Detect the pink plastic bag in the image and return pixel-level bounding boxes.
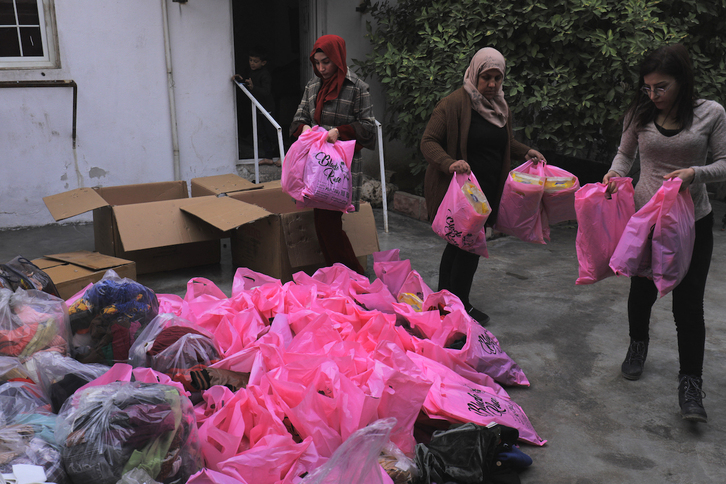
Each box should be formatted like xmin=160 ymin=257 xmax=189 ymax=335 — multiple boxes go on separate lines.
xmin=372 ymin=249 xmax=400 ymax=262
xmin=373 ymin=259 xmax=412 ymax=296
xmin=540 ymin=163 xmax=581 ymax=224
xmin=652 ymin=180 xmax=695 ymax=297
xmin=288 ymin=126 xmax=356 ymax=212
xmin=610 ymin=181 xmax=668 ymax=278
xmin=187 ymin=468 xmax=247 ymax=484
xmin=494 ymin=161 xmax=549 ymax=244
xmin=396 ymin=270 xmax=434 ymax=302
xmin=423 ymin=375 xmax=546 ymax=446
xmin=282 ymin=127 xmax=325 ymax=202
xmin=575 ymin=177 xmax=635 ymax=284
xmin=432 ymin=172 xmax=490 ymax=257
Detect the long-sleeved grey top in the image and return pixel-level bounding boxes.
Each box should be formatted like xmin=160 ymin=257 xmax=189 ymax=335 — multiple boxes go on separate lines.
xmin=609 ymin=99 xmax=726 ymax=221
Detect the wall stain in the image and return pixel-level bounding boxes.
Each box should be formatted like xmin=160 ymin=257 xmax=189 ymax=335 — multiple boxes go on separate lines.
xmin=89 ymin=167 xmax=108 ymax=179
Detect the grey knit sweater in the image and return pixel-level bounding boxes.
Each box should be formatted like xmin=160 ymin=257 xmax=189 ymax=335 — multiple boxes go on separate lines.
xmin=609 ymin=99 xmax=726 ymax=221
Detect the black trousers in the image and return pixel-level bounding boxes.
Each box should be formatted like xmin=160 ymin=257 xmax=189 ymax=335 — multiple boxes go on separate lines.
xmin=627 ymin=211 xmax=714 ymax=377
xmin=438 ymin=242 xmax=480 ymax=309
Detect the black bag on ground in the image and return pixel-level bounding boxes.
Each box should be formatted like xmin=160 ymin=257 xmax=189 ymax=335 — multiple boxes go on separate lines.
xmin=414 ymin=422 xmax=523 ymax=484
xmin=0 ymin=256 xmax=60 ymax=297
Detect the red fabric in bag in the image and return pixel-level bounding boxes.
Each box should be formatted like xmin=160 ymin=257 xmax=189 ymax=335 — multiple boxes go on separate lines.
xmin=575 ymin=177 xmax=635 ymax=284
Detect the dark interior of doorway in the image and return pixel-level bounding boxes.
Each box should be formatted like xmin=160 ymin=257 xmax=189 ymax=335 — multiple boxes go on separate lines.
xmin=232 ymin=0 xmax=302 ymax=160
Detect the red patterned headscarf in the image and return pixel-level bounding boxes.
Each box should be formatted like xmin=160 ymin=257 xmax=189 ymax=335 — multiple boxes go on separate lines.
xmin=310 ymin=35 xmax=348 ymax=124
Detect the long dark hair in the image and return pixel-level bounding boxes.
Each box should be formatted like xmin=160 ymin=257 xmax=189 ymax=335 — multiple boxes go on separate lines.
xmin=623 ymin=43 xmax=695 ymax=131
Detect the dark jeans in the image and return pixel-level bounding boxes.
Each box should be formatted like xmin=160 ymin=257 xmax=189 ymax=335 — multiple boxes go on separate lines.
xmin=627 ymin=211 xmax=714 ymax=377
xmin=314 ymin=208 xmax=364 ymax=274
xmin=438 ymin=242 xmax=480 ymax=309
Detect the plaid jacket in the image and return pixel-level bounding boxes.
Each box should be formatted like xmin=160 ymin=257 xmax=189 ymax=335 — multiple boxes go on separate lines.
xmin=291 ymin=69 xmax=376 ymax=209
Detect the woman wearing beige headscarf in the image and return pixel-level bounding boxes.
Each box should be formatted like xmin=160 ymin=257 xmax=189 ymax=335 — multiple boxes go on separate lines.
xmin=421 ymin=47 xmax=544 ymax=325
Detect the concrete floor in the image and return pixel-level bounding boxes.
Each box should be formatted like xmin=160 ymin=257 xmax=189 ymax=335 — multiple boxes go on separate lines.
xmin=1 ymin=201 xmax=726 ymax=483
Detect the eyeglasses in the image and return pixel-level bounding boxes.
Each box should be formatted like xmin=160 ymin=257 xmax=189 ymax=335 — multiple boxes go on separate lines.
xmin=641 ymin=84 xmax=671 ymax=98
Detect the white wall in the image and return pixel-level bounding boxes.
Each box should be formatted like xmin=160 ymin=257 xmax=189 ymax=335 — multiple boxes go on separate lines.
xmin=0 ymin=0 xmax=237 ymax=228
xmin=322 ymin=0 xmax=414 ymax=179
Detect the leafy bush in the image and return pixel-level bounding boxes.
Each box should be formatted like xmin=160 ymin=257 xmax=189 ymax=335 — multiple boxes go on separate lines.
xmin=354 ymin=0 xmax=726 ymax=169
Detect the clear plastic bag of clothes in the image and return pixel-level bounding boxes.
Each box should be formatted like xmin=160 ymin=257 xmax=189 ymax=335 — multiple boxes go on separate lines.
xmin=0 ymin=288 xmax=70 ymax=361
xmin=0 ymin=355 xmax=34 ymax=382
xmin=56 ymin=381 xmax=203 ymax=484
xmin=0 ymin=381 xmax=52 ymax=427
xmin=24 ymin=351 xmax=110 ymax=413
xmin=128 ymin=314 xmax=222 ymax=393
xmin=67 ymin=270 xmax=159 ymax=365
xmin=0 ymin=421 xmax=70 ymax=484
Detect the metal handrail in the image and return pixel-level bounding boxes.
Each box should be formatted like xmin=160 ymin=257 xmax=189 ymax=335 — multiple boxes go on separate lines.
xmin=234 ymin=79 xmax=286 ymax=184
xmin=375 ymin=120 xmax=389 ymax=233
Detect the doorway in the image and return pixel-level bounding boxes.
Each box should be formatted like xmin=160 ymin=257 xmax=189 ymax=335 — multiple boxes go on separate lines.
xmin=231 ymin=0 xmax=305 ymax=159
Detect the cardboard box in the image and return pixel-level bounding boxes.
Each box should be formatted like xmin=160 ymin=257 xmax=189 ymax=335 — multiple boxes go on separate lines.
xmin=190 ymin=174 xmax=278 ymax=197
xmin=43 ymin=181 xmax=238 ymax=274
xmin=32 ymin=251 xmax=136 ymax=300
xmin=222 ymin=186 xmax=380 ymax=282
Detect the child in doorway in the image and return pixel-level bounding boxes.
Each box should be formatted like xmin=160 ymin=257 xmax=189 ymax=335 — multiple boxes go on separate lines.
xmin=234 ymin=45 xmax=278 ymax=165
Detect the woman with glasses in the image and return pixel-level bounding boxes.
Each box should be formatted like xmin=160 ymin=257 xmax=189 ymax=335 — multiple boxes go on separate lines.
xmin=421 ymin=47 xmax=545 ymax=325
xmin=603 ymin=44 xmax=726 ymax=423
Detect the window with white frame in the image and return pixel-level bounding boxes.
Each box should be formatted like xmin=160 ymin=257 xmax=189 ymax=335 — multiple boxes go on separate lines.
xmin=0 ymin=0 xmax=59 ymax=69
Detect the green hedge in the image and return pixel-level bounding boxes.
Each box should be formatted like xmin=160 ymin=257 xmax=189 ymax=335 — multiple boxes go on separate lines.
xmin=354 ymin=0 xmax=726 ymax=171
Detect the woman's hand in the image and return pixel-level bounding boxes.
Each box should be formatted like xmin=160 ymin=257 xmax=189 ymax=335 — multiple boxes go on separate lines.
xmin=326 ymin=128 xmax=340 ymax=143
xmin=602 ymin=170 xmax=621 ymax=194
xmin=301 ymin=125 xmax=312 ymax=134
xmin=526 ymin=149 xmax=546 ymax=164
xmin=664 ymin=168 xmax=696 ymax=191
xmin=449 ymin=160 xmax=471 ymax=174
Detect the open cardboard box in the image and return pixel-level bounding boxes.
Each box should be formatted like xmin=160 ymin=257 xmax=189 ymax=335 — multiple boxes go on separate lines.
xmin=43 ymin=180 xmax=269 ymax=275
xmin=190 ymin=183 xmax=380 ymax=282
xmin=190 ymin=173 xmax=280 ymax=197
xmin=43 ymin=175 xmax=379 ymax=281
xmin=32 ymin=250 xmax=136 ymax=300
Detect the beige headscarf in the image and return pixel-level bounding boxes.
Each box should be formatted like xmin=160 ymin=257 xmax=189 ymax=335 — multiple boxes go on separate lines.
xmin=463 ymin=47 xmax=509 ymax=128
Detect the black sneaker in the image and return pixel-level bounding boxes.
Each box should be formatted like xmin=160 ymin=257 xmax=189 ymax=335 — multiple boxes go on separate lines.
xmin=621 ymin=339 xmax=648 ymax=380
xmin=678 ymin=374 xmax=707 ymax=423
xmin=467 ymin=306 xmax=490 ymax=326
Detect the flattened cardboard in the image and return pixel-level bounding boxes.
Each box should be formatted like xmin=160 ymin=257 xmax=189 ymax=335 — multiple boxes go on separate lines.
xmin=190 ymin=174 xmax=258 ymax=197
xmin=32 ymin=250 xmax=136 ymax=299
xmin=43 ymin=250 xmax=132 ymax=270
xmin=43 ymin=188 xmax=108 ymax=222
xmin=180 ymin=196 xmax=272 ymax=232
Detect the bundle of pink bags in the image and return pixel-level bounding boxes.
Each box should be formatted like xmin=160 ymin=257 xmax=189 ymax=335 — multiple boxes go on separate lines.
xmin=575 ymin=177 xmax=695 ymax=297
xmin=65 ymin=249 xmax=545 ymax=484
xmin=281 ymin=126 xmax=356 ymax=213
xmin=494 ymin=160 xmax=581 ymax=244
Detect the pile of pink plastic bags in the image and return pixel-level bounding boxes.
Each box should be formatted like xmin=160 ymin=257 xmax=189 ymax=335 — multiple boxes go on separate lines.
xmin=0 ymin=248 xmax=545 ymax=484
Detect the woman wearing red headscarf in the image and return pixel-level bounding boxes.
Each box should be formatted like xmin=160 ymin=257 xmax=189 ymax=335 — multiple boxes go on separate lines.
xmin=290 ymin=34 xmax=376 ymax=274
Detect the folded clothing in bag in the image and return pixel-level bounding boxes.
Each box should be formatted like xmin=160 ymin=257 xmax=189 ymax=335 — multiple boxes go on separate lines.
xmin=56 ymin=381 xmax=203 ymax=484
xmin=0 ymin=288 xmax=69 ymax=360
xmin=67 ymin=270 xmax=159 ymax=365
